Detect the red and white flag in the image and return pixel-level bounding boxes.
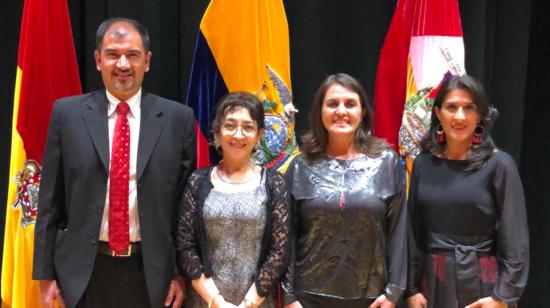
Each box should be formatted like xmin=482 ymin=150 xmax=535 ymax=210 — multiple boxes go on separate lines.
xmin=374 ymin=0 xmax=465 ymax=174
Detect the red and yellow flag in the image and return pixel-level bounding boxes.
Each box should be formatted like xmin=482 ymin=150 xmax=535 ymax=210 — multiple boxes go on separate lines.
xmin=1 ymin=0 xmax=81 ymax=306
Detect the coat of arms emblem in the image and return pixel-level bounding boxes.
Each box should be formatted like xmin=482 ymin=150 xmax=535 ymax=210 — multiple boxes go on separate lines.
xmin=12 ymin=159 xmax=41 ymax=228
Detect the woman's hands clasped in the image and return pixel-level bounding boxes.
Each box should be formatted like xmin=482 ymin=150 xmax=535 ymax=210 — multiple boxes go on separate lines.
xmin=406 ymin=293 xmax=427 ymax=308
xmin=284 ymin=301 xmax=303 ymax=308
xmin=369 ymin=294 xmax=395 ymax=308
xmin=465 ymin=296 xmax=507 ymax=308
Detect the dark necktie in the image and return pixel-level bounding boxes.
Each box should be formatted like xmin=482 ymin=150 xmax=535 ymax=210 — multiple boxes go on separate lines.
xmin=109 ymin=101 xmax=130 ymax=254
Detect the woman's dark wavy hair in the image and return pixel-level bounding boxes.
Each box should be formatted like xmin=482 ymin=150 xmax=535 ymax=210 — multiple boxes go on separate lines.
xmin=300 ymin=73 xmax=387 ymax=162
xmin=422 ymin=75 xmax=499 ymax=171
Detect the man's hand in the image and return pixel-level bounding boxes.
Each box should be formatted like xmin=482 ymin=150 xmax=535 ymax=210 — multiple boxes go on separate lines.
xmin=369 ymin=294 xmax=395 ymax=308
xmin=164 ymin=275 xmax=186 ymax=307
xmin=39 ymin=280 xmax=65 ymax=308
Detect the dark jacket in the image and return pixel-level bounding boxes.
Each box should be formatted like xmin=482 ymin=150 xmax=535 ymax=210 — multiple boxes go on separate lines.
xmin=33 ymin=90 xmax=196 ymax=308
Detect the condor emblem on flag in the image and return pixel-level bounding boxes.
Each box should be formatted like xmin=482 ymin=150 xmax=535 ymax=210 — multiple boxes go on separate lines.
xmin=254 ymin=65 xmax=299 ymax=170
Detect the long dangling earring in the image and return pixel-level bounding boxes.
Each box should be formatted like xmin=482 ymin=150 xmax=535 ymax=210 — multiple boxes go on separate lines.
xmin=436 ymin=124 xmax=446 ymax=143
xmin=472 ymin=125 xmax=485 ymax=145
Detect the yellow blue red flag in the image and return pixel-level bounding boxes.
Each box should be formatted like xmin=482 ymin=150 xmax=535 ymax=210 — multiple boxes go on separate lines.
xmin=185 ymin=0 xmax=299 ymax=172
xmin=1 ymin=0 xmax=81 ymax=306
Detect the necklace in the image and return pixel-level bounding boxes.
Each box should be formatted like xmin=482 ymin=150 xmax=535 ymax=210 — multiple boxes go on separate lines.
xmin=215 ymin=165 xmax=256 ymax=185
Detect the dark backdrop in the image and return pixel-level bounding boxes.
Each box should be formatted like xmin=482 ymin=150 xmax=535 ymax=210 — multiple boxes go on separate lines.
xmin=0 ymin=0 xmax=548 ymax=305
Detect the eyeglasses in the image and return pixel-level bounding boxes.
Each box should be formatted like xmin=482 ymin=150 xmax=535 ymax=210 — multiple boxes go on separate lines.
xmin=221 ymin=122 xmax=258 ymax=134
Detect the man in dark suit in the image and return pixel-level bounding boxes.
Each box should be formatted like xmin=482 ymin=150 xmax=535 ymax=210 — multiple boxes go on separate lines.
xmin=32 ymin=17 xmax=196 ymax=308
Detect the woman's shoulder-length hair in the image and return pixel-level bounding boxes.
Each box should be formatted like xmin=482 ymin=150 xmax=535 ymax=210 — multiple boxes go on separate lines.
xmin=300 ymin=73 xmax=388 ymax=163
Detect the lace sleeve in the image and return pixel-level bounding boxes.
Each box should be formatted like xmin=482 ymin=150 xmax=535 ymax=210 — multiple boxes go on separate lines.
xmin=176 ymin=172 xmax=205 ymax=280
xmin=255 ymin=172 xmax=291 ymax=297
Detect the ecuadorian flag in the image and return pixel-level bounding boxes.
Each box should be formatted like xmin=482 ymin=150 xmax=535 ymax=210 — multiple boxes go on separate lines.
xmin=374 ymin=0 xmax=465 ymax=174
xmin=185 ymin=0 xmax=299 ymax=173
xmin=1 ymin=0 xmax=81 ymax=306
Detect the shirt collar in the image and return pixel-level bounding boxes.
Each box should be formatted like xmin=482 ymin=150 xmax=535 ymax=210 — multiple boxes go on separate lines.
xmin=106 ymin=88 xmax=142 ymax=117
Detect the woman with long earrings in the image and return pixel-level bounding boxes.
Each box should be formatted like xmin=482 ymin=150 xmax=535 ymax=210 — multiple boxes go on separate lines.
xmin=176 ymin=92 xmax=291 ymax=308
xmin=282 ymin=73 xmax=407 ymax=308
xmin=406 ymin=75 xmax=529 ymax=308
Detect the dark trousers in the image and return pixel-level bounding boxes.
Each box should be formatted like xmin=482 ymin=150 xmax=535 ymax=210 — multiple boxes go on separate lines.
xmin=75 ymin=253 xmax=151 ymax=308
xmin=295 ymin=291 xmax=375 ymax=308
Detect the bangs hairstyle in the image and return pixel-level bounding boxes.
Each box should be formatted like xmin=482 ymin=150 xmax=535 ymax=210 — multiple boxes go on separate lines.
xmin=211 ymin=92 xmax=265 ymax=137
xmin=300 ymin=73 xmax=387 ymax=163
xmin=422 ymin=75 xmax=499 ymax=171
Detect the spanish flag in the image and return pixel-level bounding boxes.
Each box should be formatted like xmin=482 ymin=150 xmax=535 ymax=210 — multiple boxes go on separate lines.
xmin=185 ymin=0 xmax=299 ymax=173
xmin=1 ymin=0 xmax=81 ymax=306
xmin=373 ymin=0 xmax=465 ymax=174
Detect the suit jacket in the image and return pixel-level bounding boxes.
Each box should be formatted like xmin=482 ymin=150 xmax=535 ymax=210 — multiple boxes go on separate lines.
xmin=33 ymin=90 xmax=196 ymax=308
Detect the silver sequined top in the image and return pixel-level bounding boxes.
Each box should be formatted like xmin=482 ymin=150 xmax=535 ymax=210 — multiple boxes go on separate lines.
xmin=184 ymin=173 xmax=276 ymax=307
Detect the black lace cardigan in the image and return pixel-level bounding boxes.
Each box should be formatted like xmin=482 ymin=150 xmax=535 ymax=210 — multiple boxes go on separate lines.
xmin=176 ymin=167 xmax=291 ymax=297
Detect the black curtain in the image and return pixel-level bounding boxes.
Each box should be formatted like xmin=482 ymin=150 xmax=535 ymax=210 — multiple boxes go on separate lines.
xmin=0 ymin=0 xmax=548 ymax=305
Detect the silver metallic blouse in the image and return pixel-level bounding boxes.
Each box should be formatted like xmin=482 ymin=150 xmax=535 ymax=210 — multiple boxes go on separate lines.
xmin=283 ymin=149 xmax=407 ymax=303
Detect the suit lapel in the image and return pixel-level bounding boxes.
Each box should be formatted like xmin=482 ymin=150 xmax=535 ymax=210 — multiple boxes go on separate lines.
xmin=137 ymin=91 xmax=164 ymax=181
xmin=83 ymin=92 xmax=110 ymax=172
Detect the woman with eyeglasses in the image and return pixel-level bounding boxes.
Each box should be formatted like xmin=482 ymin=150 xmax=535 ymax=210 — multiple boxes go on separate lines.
xmin=406 ymin=75 xmax=529 ymax=308
xmin=176 ymin=92 xmax=291 ymax=308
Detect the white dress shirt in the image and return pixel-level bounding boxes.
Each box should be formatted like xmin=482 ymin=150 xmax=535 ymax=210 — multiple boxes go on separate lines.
xmin=99 ymin=89 xmax=142 ymax=242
